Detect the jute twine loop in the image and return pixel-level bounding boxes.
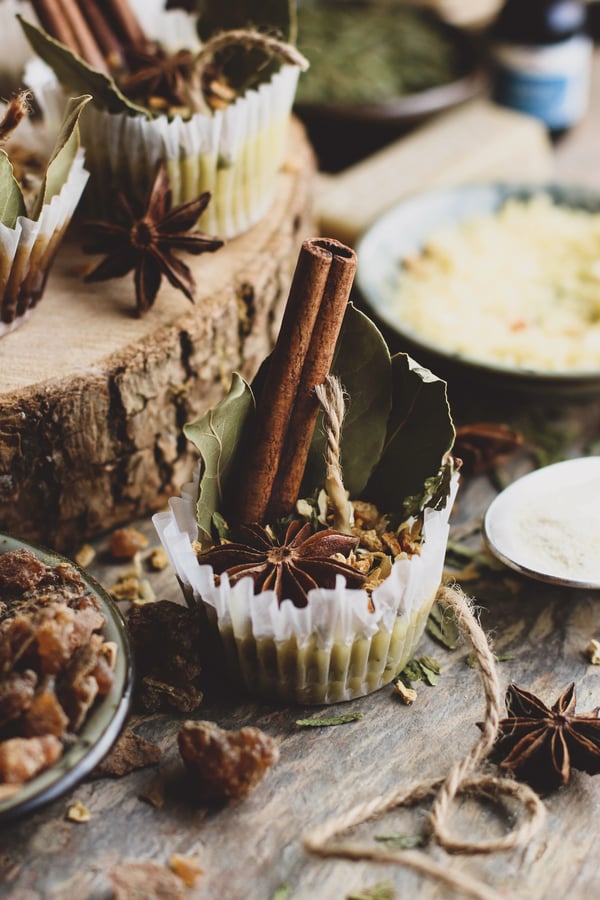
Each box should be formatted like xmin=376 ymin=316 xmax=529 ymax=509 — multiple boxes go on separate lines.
xmin=197 ymin=28 xmax=309 ymax=75
xmin=302 ymin=530 xmax=547 ymax=893
xmin=315 ymin=376 xmax=353 ymax=533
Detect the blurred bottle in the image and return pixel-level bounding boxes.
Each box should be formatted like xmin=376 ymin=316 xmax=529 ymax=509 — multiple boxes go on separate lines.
xmin=491 ymin=0 xmax=592 ymax=134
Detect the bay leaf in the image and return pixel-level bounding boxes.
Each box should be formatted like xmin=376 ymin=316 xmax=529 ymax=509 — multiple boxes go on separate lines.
xmin=31 ymin=94 xmax=91 ymax=220
xmin=0 ymin=151 xmax=25 ymax=227
xmin=18 ymin=17 xmax=149 ymax=118
xmin=364 ymin=353 xmax=454 ymax=515
xmin=184 ymin=373 xmax=255 ymax=546
xmin=301 ymin=303 xmax=391 ymax=498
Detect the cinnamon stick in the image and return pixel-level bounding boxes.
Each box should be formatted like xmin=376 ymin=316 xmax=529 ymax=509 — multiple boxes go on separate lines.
xmin=31 ymin=0 xmax=81 ymax=54
xmin=78 ymin=0 xmax=125 ymax=68
xmin=232 ymin=240 xmax=337 ymax=525
xmin=103 ymin=0 xmax=148 ymax=49
xmin=58 ymin=0 xmax=109 ymax=71
xmin=267 ymin=240 xmax=356 ymax=519
xmin=30 ymin=0 xmax=110 ymax=72
xmin=232 ymin=238 xmax=356 ymax=525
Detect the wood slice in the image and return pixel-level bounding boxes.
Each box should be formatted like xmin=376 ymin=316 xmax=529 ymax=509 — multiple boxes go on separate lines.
xmin=0 ymin=120 xmax=317 ymax=551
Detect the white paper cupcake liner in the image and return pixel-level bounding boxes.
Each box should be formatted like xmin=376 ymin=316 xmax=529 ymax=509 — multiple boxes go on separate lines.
xmin=27 ymin=59 xmax=301 ymax=239
xmin=154 ymin=472 xmax=459 ymax=705
xmin=0 ymin=149 xmax=89 ymax=335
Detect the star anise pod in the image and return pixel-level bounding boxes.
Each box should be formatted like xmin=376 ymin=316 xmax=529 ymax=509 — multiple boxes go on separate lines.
xmin=119 ymin=47 xmax=198 ymax=110
xmin=454 ymin=423 xmax=523 ymax=475
xmin=196 ymin=520 xmax=366 ymax=609
xmin=83 ymin=162 xmax=223 ymax=315
xmin=491 ymin=682 xmax=600 ymax=793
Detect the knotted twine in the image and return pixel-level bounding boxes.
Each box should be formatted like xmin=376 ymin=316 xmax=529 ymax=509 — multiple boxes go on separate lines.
xmin=307 ymin=376 xmax=547 ymax=900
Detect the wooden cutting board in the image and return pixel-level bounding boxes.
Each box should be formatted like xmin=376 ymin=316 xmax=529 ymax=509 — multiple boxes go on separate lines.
xmin=0 ymin=120 xmax=316 ymax=551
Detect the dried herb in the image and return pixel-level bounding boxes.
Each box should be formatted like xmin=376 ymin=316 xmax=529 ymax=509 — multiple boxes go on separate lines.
xmin=270 ymin=887 xmax=291 ymax=900
xmin=83 ymin=162 xmax=223 ymax=315
xmin=426 ymin=600 xmax=459 ymax=650
xmin=393 ymin=680 xmax=416 ymax=705
xmin=296 ymin=712 xmax=363 ymax=727
xmin=94 ymin=728 xmax=161 ymax=778
xmin=374 ymin=833 xmax=426 ymax=850
xmin=346 ymin=882 xmax=396 ymax=900
xmin=490 ymin=683 xmax=600 ymax=793
xmin=466 ymin=651 xmax=514 ymax=669
xmin=297 ymin=4 xmax=465 ymax=105
xmin=196 ymin=519 xmax=364 ymax=609
xmin=397 ymin=656 xmax=441 ymax=688
xmin=454 ymin=422 xmax=523 ymax=475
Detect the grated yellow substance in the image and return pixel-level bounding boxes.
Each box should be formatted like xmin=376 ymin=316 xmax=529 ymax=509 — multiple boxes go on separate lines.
xmin=396 ymin=195 xmax=600 ymax=372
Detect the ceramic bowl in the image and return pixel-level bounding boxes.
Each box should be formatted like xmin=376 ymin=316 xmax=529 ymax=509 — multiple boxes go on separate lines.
xmin=356 ymin=182 xmax=600 ymax=398
xmin=0 ymin=534 xmax=133 ymax=824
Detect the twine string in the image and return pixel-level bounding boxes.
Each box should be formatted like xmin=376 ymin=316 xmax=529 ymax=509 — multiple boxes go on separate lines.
xmin=303 ymin=584 xmax=547 ymax=896
xmin=315 ymin=376 xmax=353 ymax=533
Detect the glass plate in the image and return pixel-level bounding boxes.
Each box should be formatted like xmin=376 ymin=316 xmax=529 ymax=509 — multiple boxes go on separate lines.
xmin=0 ymin=533 xmax=133 ymax=823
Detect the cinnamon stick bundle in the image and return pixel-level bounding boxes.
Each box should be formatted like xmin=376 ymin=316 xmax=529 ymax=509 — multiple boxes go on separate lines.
xmin=29 ymin=0 xmax=147 ymax=70
xmin=233 ymin=238 xmax=357 ymax=525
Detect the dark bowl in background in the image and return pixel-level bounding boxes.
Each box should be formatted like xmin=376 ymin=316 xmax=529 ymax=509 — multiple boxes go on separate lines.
xmin=294 ymin=4 xmax=488 ymax=172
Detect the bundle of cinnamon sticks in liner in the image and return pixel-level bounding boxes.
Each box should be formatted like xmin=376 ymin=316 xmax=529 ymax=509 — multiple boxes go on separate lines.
xmin=30 ymin=0 xmax=148 ymax=72
xmin=232 ymin=238 xmax=357 ymax=526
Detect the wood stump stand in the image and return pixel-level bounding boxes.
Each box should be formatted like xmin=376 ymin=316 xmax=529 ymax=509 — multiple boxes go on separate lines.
xmin=0 ymin=120 xmax=316 ymax=551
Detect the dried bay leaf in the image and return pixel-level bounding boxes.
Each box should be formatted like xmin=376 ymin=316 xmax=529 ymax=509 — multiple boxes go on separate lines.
xmin=365 ymin=354 xmax=454 ymax=517
xmin=426 ymin=600 xmax=459 ymax=650
xmin=18 ymin=17 xmax=148 ymax=118
xmin=0 ymin=152 xmax=25 ymax=227
xmin=184 ymin=373 xmax=255 ymax=546
xmin=302 ymin=303 xmax=392 ymax=499
xmin=32 ymin=94 xmax=90 ymax=217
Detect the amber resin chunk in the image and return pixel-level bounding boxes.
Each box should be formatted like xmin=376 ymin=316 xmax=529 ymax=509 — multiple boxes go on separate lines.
xmin=178 ymin=720 xmax=279 ymax=802
xmin=0 ymin=549 xmax=116 ymax=787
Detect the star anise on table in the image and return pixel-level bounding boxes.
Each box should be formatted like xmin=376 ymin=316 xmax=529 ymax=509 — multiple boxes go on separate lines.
xmin=82 ymin=162 xmax=223 ymax=315
xmin=196 ymin=520 xmax=366 ymax=609
xmin=119 ymin=46 xmax=200 ymax=110
xmin=491 ymin=682 xmax=600 ymax=793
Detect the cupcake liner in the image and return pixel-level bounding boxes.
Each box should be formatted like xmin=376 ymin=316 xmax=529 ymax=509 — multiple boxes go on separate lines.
xmin=154 ymin=472 xmax=459 ymax=705
xmin=0 ymin=149 xmax=89 ymax=335
xmin=26 ymin=60 xmax=301 ymax=239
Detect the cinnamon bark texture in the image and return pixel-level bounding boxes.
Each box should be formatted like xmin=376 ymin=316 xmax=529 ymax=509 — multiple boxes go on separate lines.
xmin=233 ymin=238 xmax=357 ymax=525
xmin=30 ymin=0 xmax=147 ymax=69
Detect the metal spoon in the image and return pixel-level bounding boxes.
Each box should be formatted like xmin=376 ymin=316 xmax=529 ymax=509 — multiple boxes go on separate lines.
xmin=483 ymin=456 xmax=600 ymax=590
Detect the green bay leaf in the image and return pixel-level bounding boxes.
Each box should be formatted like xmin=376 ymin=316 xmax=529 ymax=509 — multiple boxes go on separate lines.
xmin=19 ymin=17 xmax=149 ymax=117
xmin=301 ymin=303 xmax=392 ymax=498
xmin=184 ymin=373 xmax=255 ymax=546
xmin=364 ymin=353 xmax=454 ymax=514
xmin=32 ymin=94 xmax=91 ymax=220
xmin=0 ymin=151 xmax=25 ymax=227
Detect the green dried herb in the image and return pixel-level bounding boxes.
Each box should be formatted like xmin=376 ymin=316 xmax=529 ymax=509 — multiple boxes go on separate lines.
xmin=271 ymin=886 xmax=291 ymax=900
xmin=426 ymin=600 xmax=459 ymax=650
xmin=296 ymin=712 xmax=363 ymax=728
xmin=397 ymin=656 xmax=441 ymax=688
xmin=347 ymin=882 xmax=396 ymax=900
xmin=445 ymin=541 xmax=504 ymax=573
xmin=466 ymin=651 xmax=515 ymax=669
xmin=375 ymin=833 xmax=426 ymax=850
xmin=297 ymin=4 xmax=465 ymax=105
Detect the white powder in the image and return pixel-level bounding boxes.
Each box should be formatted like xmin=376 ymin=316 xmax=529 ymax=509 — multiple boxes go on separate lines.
xmin=513 ymin=480 xmax=600 ymax=583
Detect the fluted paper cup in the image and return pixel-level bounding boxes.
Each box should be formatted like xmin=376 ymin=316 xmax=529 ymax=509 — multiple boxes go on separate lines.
xmin=27 ymin=59 xmax=301 ymax=239
xmin=0 ymin=148 xmax=88 ymax=336
xmin=154 ymin=472 xmax=459 ymax=705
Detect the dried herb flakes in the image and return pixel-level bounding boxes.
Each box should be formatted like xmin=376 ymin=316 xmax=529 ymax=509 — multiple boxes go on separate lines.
xmin=295 ymin=713 xmax=363 ymax=728
xmin=347 ymin=881 xmax=396 ymax=900
xmin=375 ymin=833 xmax=426 ymax=850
